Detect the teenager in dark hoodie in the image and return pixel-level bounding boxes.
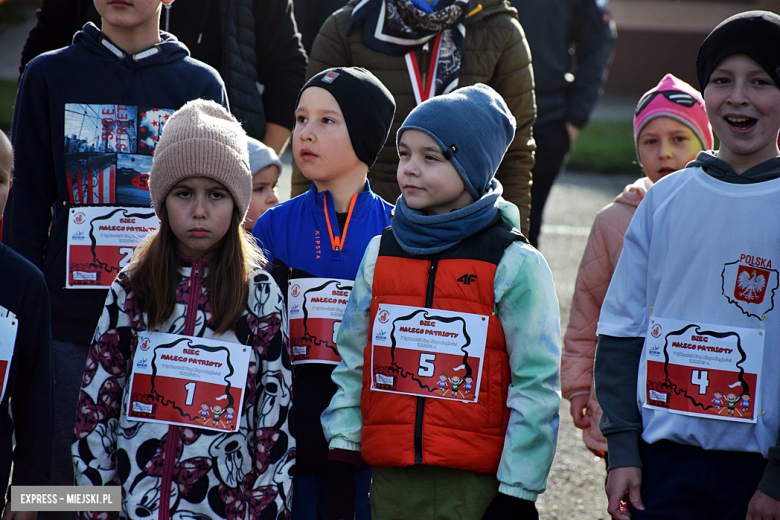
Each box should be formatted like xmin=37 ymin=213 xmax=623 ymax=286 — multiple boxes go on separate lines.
xmin=2 ymin=0 xmax=226 ymax=506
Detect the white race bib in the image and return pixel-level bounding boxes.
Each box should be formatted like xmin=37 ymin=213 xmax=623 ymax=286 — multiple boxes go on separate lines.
xmin=66 ymin=206 xmax=159 ymax=288
xmin=288 ymin=278 xmax=352 ymax=365
xmin=127 ymin=331 xmax=251 ymax=432
xmin=370 ymin=304 xmax=488 ymax=403
xmin=0 ymin=314 xmax=17 ymax=403
xmin=643 ymin=316 xmax=763 ymax=423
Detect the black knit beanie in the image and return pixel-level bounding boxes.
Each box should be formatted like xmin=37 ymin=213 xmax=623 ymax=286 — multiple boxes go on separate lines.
xmin=296 ymin=67 xmax=396 ymax=168
xmin=697 ymin=10 xmax=780 ymax=90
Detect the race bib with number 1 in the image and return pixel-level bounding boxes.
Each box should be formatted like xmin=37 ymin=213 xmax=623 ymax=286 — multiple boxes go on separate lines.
xmin=127 ymin=331 xmax=252 ymax=432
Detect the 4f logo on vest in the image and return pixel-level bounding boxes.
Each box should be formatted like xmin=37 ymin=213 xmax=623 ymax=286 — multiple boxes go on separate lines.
xmin=722 ymin=254 xmax=778 ymax=320
xmin=457 ymin=274 xmax=477 ymax=285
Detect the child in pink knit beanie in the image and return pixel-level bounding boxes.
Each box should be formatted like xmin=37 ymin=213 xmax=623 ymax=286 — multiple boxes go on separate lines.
xmin=561 ymin=73 xmax=713 ymax=462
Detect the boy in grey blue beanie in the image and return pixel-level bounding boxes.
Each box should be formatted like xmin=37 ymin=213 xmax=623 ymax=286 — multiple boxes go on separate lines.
xmin=322 ymin=84 xmax=561 ymax=519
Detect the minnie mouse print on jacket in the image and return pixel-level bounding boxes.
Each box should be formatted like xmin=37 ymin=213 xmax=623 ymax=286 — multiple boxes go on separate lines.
xmin=72 ymin=257 xmax=293 ymax=520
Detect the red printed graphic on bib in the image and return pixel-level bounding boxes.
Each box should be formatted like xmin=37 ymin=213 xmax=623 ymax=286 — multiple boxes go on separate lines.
xmin=288 ymin=278 xmax=352 ymax=365
xmin=127 ymin=332 xmax=251 ymax=432
xmin=0 ymin=314 xmax=18 ymax=403
xmin=722 ymin=254 xmax=778 ymax=320
xmin=370 ymin=304 xmax=488 ymax=403
xmin=66 ymin=206 xmax=159 ymax=288
xmin=643 ymin=317 xmax=763 ymax=423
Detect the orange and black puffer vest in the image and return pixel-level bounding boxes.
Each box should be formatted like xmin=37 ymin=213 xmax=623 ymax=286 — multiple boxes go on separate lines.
xmin=361 ymin=219 xmax=527 ymax=474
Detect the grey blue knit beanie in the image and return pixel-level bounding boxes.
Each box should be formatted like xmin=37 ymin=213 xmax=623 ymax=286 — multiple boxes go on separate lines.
xmin=297 ymin=67 xmax=396 ymax=168
xmin=150 ymin=99 xmax=252 ymax=220
xmin=397 ymin=84 xmax=516 ymax=200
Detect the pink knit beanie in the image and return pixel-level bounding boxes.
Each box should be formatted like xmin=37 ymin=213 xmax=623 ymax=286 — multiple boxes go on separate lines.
xmin=149 ymin=99 xmax=252 ymax=220
xmin=633 ymin=74 xmax=714 ymax=161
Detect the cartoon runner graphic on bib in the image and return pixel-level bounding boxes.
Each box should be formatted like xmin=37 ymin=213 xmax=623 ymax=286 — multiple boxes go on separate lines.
xmin=711 ymin=391 xmax=724 ymax=413
xmin=438 ymin=374 xmax=448 ymax=395
xmin=200 ymin=402 xmax=210 ymax=424
xmin=449 ymin=376 xmax=465 ymax=399
xmin=211 ymin=405 xmax=226 ymax=428
xmin=724 ymin=393 xmax=741 ymax=417
xmin=741 ymin=393 xmax=751 ymax=415
xmin=464 ymin=376 xmax=473 ymax=396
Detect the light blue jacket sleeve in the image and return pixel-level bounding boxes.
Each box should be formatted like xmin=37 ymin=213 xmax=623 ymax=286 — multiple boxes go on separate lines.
xmin=495 ymin=242 xmax=562 ymax=501
xmin=321 ymin=236 xmax=381 ymax=452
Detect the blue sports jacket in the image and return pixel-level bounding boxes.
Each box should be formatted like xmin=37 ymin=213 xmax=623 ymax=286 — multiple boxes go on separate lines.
xmin=253 ymin=181 xmax=392 ymax=474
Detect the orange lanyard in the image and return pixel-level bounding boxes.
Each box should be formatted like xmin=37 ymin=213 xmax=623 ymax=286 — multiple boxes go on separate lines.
xmin=323 ymin=193 xmax=358 ymax=252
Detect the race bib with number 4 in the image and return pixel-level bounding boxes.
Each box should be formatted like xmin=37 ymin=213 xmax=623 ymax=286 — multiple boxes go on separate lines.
xmin=370 ymin=304 xmax=488 ymax=403
xmin=127 ymin=331 xmax=251 ymax=432
xmin=643 ymin=316 xmax=763 ymax=423
xmin=288 ymin=278 xmax=352 ymax=365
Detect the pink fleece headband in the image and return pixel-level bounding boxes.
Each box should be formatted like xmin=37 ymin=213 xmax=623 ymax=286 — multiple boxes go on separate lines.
xmin=633 ymin=74 xmax=714 ymax=162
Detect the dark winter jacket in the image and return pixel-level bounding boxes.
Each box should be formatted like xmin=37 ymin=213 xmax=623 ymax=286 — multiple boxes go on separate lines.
xmin=290 ymin=0 xmax=536 ymax=235
xmin=4 ymin=23 xmax=227 ymax=346
xmin=0 ymin=244 xmax=53 ymax=508
xmin=513 ymin=0 xmax=615 ymax=129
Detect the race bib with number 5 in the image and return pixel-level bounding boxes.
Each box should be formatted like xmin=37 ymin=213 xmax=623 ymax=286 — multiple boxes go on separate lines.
xmin=370 ymin=304 xmax=488 ymax=403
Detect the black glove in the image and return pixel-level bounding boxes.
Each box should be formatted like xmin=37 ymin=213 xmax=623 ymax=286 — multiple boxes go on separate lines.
xmin=326 ymin=460 xmax=358 ymax=520
xmin=482 ymin=492 xmax=539 ymax=520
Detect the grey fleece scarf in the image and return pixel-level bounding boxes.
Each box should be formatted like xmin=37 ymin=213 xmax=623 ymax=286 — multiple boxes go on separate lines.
xmin=688 ymin=150 xmax=780 ymax=184
xmin=391 ymin=178 xmax=503 ymax=255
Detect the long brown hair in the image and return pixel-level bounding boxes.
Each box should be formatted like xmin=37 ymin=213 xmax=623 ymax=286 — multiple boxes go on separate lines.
xmin=128 ymin=204 xmax=267 ymax=334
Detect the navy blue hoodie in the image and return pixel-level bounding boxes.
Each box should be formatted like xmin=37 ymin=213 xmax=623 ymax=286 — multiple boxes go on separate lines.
xmin=0 ymin=243 xmax=53 ymax=507
xmin=3 ymin=23 xmax=227 ymax=346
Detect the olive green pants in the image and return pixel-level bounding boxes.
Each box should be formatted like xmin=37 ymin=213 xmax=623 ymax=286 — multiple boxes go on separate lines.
xmin=370 ymin=465 xmax=500 ymax=520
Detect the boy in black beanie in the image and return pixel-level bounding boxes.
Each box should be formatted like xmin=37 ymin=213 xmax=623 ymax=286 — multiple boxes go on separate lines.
xmin=252 ymin=67 xmax=396 ymax=520
xmin=596 ymin=10 xmax=780 ymax=520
